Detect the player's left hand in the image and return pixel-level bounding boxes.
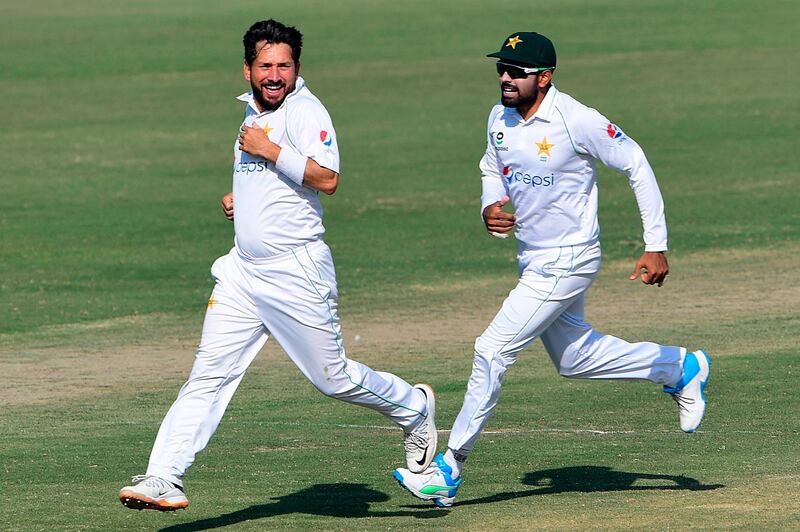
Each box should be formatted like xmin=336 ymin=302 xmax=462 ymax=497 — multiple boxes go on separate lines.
xmin=629 ymin=251 xmax=669 ymax=287
xmin=221 ymin=192 xmax=234 ymax=221
xmin=239 ymin=125 xmax=278 ymax=160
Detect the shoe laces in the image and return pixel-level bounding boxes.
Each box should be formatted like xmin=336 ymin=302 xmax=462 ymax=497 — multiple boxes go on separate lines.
xmin=403 ymin=421 xmax=429 ymax=453
xmin=670 ymin=392 xmax=695 ymax=413
xmin=131 ymin=475 xmax=176 ymax=492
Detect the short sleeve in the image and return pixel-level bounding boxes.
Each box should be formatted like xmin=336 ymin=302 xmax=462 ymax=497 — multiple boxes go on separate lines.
xmin=286 ymin=100 xmax=340 ymax=174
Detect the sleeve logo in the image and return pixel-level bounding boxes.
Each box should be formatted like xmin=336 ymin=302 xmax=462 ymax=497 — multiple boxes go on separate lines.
xmin=320 ymin=130 xmax=333 ymax=146
xmin=607 ymin=123 xmax=624 ymax=139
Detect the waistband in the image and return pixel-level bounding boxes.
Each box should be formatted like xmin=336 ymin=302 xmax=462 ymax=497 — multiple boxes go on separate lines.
xmin=517 ymin=238 xmax=599 ymax=254
xmin=234 ymin=238 xmax=326 ymax=266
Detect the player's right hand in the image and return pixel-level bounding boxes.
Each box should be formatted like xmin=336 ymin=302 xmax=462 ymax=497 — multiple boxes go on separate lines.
xmin=221 ymin=192 xmax=234 ymax=221
xmin=483 ymin=195 xmax=516 ymax=235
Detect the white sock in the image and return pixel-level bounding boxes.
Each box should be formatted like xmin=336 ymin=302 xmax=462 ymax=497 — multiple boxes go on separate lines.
xmin=444 ymin=448 xmax=464 ymax=479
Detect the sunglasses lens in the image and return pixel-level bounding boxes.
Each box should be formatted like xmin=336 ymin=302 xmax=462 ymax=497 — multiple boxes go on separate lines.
xmin=496 ymin=63 xmax=527 ymax=79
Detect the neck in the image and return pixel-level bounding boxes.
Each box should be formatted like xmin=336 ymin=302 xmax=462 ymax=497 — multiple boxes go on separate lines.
xmin=517 ymin=85 xmax=550 ymax=121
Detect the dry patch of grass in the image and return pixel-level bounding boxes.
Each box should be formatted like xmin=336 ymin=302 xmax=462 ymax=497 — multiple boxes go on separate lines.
xmin=1 ymin=245 xmax=796 ymax=407
xmin=345 ymin=244 xmax=799 ymax=357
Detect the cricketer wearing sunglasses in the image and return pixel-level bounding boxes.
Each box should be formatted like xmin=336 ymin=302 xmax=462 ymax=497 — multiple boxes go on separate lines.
xmin=393 ymin=32 xmax=712 ymax=507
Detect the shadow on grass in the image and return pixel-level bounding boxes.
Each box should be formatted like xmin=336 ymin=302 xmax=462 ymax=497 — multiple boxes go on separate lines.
xmin=448 ymin=465 xmax=724 ymax=507
xmin=159 ymin=482 xmax=446 ymax=531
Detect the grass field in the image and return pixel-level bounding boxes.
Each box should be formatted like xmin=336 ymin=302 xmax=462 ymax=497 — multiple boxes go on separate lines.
xmin=1 ymin=0 xmax=799 ymax=529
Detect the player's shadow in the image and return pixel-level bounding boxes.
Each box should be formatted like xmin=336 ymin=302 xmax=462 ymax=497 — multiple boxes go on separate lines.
xmin=158 ymin=482 xmax=445 ymax=531
xmin=448 ymin=465 xmax=723 ymax=507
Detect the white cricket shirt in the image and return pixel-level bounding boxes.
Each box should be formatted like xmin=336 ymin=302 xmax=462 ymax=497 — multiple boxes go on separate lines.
xmin=480 ymin=85 xmax=668 ymax=252
xmin=232 ymin=77 xmax=340 ymax=259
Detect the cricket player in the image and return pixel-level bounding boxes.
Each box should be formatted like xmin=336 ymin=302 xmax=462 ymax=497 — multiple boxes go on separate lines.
xmin=393 ymin=31 xmax=711 ymax=508
xmin=119 ymin=19 xmax=436 ymax=512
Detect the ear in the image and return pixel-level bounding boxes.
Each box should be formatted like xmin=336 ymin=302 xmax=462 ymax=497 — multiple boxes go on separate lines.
xmin=295 ymin=61 xmax=301 ymax=76
xmin=243 ymin=61 xmax=251 ymax=82
xmin=538 ymin=70 xmax=552 ymax=88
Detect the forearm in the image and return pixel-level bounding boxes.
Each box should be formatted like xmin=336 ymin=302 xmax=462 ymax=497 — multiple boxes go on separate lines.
xmin=301 ymin=159 xmax=339 ymax=195
xmin=273 ymin=146 xmax=338 ymax=194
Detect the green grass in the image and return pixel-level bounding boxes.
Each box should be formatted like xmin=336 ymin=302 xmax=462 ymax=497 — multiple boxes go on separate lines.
xmin=2 ymin=0 xmax=798 ymax=335
xmin=1 ymin=0 xmax=799 ymax=529
xmin=3 ymin=346 xmax=798 ymax=529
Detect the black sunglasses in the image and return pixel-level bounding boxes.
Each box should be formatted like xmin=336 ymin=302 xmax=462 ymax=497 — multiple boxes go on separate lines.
xmin=495 ymin=62 xmax=553 ymax=80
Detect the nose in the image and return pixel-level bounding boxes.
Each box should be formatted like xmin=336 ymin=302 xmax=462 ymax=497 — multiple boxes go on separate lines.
xmin=499 ymin=71 xmax=513 ymax=82
xmin=267 ymin=65 xmax=281 ymax=80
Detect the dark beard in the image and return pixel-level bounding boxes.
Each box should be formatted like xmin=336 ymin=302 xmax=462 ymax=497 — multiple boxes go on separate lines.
xmin=253 ymin=91 xmax=280 ymax=111
xmin=501 ymin=85 xmax=537 ymax=109
xmin=250 ymin=79 xmax=291 ymax=112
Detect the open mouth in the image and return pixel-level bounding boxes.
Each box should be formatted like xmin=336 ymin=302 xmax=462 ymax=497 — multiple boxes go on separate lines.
xmin=501 ymin=83 xmax=518 ymax=95
xmin=263 ymin=83 xmax=285 ymax=97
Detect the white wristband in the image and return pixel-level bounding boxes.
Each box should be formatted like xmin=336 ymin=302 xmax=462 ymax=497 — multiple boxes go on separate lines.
xmin=275 ymin=148 xmax=307 ymax=186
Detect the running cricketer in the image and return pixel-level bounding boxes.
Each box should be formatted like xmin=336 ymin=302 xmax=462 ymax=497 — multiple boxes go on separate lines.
xmin=393 ymin=31 xmax=711 ymax=508
xmin=119 ymin=19 xmax=436 ymax=512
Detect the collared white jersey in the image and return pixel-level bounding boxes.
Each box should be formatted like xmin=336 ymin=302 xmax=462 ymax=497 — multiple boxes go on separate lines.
xmin=479 ymin=85 xmax=668 ymax=252
xmin=232 ymin=77 xmax=340 ymax=259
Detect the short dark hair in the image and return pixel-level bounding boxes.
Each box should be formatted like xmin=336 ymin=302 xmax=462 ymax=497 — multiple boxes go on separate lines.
xmin=243 ymin=19 xmax=303 ymax=66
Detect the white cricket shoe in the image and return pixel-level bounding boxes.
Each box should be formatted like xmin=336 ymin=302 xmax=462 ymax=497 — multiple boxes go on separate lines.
xmin=394 ymin=452 xmax=462 ymax=507
xmin=403 ymin=384 xmax=437 ymax=473
xmin=664 ymin=350 xmax=712 ymax=433
xmin=119 ymin=475 xmax=189 ymax=511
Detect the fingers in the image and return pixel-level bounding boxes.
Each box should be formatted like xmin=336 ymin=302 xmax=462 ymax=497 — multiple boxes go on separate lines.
xmin=221 ymin=193 xmax=234 ymax=221
xmin=483 ymin=196 xmax=516 ymax=236
xmin=629 ymin=260 xmax=643 ymax=281
xmin=493 ymin=207 xmax=516 ymax=218
xmin=630 ymin=260 xmax=654 ymax=284
xmin=631 ymin=267 xmax=659 ymax=285
xmin=238 ymin=125 xmax=253 ymax=142
xmin=486 ymin=203 xmax=516 ymax=222
xmin=651 ymin=269 xmax=668 ymax=287
xmin=485 ymin=207 xmax=516 ymax=234
xmin=630 ymin=260 xmax=669 ymax=286
xmin=486 ymin=224 xmax=514 ymax=234
xmin=486 ymin=216 xmax=515 ymax=230
xmin=486 ymin=212 xmax=517 ymax=227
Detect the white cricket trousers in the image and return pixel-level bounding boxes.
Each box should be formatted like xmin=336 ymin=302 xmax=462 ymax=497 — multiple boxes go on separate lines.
xmin=448 ymin=242 xmax=685 ymax=456
xmin=146 ymin=240 xmax=427 ymax=486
